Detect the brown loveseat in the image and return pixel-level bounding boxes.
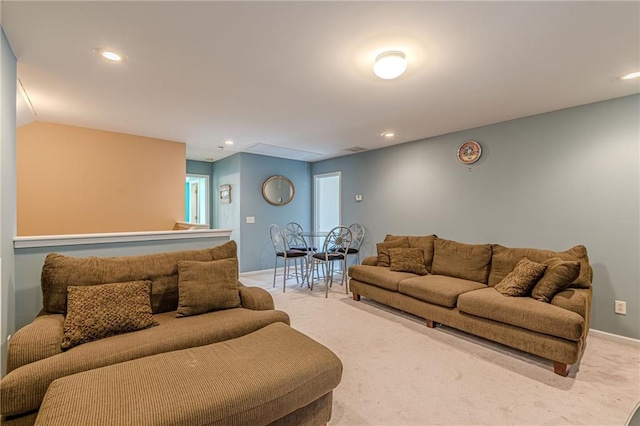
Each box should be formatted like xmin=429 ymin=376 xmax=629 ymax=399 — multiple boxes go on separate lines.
xmin=348 ymin=235 xmax=592 ymax=376
xmin=1 ymin=241 xmax=340 ymax=425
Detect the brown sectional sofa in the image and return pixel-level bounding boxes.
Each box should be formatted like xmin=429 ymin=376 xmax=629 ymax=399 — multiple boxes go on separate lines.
xmin=348 ymin=235 xmax=593 ymax=376
xmin=1 ymin=241 xmax=340 ymax=425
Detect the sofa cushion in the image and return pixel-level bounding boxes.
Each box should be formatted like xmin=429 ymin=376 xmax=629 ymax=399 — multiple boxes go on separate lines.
xmin=431 ymin=238 xmax=492 ymax=283
xmin=376 ymin=238 xmax=409 ymax=267
xmin=61 ymin=281 xmax=158 ymax=350
xmin=457 ymin=287 xmax=585 ymax=341
xmin=398 ymin=275 xmax=486 ymax=308
xmin=348 ymin=265 xmax=417 ymax=292
xmin=494 ymin=258 xmax=547 ymax=297
xmin=532 ymin=258 xmax=581 ymax=303
xmin=41 ymin=241 xmax=239 ymax=315
xmin=385 ymin=234 xmax=437 ymax=272
xmin=389 ymin=248 xmax=428 ymax=275
xmin=0 ymin=308 xmax=291 ymax=417
xmin=488 ymin=244 xmax=592 ymax=288
xmin=177 ymin=258 xmax=241 ymax=317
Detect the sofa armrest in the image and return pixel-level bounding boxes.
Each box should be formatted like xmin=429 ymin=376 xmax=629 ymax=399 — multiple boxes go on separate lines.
xmin=362 ymin=256 xmax=378 ymax=266
xmin=238 ymin=285 xmax=275 ymax=311
xmin=551 ymin=288 xmax=592 ymax=325
xmin=7 ymin=311 xmax=64 ymax=373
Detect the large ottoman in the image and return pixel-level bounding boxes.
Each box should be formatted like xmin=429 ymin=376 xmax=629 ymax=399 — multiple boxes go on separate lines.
xmin=34 ymin=323 xmax=343 ymax=426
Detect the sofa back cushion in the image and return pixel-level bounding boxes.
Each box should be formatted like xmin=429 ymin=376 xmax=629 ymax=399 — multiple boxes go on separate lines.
xmin=431 ymin=238 xmax=492 ymax=283
xmin=384 ymin=234 xmax=437 ymax=272
xmin=41 ymin=241 xmax=238 ymax=314
xmin=376 ymin=237 xmax=409 ymax=267
xmin=488 ymin=244 xmax=591 ymax=288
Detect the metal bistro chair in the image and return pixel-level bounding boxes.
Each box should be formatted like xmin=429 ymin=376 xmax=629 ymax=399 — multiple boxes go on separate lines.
xmin=340 ymin=223 xmax=365 ymax=266
xmin=307 ymin=226 xmax=352 ymax=298
xmin=284 ymin=222 xmax=318 ymax=283
xmin=269 ymin=224 xmax=307 ymax=292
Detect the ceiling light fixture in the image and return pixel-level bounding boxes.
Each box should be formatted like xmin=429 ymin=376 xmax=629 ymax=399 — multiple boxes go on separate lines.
xmin=381 ymin=132 xmax=395 ymax=138
xmin=224 ymin=140 xmax=234 ymax=146
xmin=620 ymin=71 xmax=640 ymax=80
xmin=373 ymin=51 xmax=407 ymax=80
xmin=94 ymin=48 xmax=127 ymax=63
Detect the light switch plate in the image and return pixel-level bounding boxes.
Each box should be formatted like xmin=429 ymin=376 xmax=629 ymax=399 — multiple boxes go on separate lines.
xmin=246 ymin=216 xmax=255 ymax=224
xmin=355 ymin=194 xmax=363 ymax=202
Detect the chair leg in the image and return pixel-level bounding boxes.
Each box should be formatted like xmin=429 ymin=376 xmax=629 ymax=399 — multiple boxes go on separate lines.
xmin=273 ymin=256 xmax=278 ymax=288
xmin=294 ymin=259 xmax=300 ymax=284
xmin=308 ymin=259 xmax=315 ymax=290
xmin=283 ymin=259 xmax=287 ymax=293
xmin=344 ymin=258 xmax=349 ymax=294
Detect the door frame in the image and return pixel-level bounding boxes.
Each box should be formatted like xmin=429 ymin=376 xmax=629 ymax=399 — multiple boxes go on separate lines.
xmin=313 ymin=171 xmax=341 ymax=233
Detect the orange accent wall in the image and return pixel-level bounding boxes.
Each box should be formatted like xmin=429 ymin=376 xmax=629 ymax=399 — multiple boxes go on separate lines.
xmin=17 ymin=122 xmax=186 ymax=236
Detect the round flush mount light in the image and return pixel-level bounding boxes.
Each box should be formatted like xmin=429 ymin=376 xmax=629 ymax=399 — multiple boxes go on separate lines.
xmin=224 ymin=140 xmax=235 ymax=146
xmin=373 ymin=51 xmax=407 ymax=80
xmin=94 ymin=48 xmax=127 ymax=63
xmin=381 ymin=132 xmax=395 ymax=138
xmin=620 ymin=71 xmax=640 ymax=80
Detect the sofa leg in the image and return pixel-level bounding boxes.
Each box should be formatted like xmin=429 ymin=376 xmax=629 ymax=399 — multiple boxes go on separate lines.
xmin=426 ymin=320 xmax=438 ymax=328
xmin=553 ymin=361 xmax=569 ymax=377
xmin=352 ymin=293 xmax=361 ymax=301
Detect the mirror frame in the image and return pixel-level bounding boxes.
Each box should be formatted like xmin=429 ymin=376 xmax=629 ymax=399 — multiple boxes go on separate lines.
xmin=262 ymin=175 xmax=295 ymax=206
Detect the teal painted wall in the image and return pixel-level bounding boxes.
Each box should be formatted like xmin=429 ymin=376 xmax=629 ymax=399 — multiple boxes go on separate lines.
xmin=210 ymin=153 xmax=311 ymax=273
xmin=312 ymin=95 xmax=640 ymax=339
xmin=238 ymin=153 xmax=311 ymax=273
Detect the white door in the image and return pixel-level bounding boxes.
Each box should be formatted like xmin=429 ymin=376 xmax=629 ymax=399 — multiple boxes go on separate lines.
xmin=314 ymin=172 xmax=341 ymax=233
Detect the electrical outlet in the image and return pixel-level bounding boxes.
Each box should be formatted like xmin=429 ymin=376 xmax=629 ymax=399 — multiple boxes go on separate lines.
xmin=614 ymin=300 xmax=627 ymax=315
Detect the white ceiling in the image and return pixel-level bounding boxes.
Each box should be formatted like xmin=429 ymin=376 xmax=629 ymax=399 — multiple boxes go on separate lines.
xmin=3 ymin=1 xmax=639 ymax=163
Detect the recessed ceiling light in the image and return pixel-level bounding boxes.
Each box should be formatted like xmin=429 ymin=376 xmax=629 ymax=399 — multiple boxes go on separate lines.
xmin=620 ymin=71 xmax=640 ymax=80
xmin=94 ymin=48 xmax=127 ymax=63
xmin=373 ymin=51 xmax=407 ymax=80
xmin=381 ymin=132 xmax=395 ymax=138
xmin=224 ymin=140 xmax=234 ymax=146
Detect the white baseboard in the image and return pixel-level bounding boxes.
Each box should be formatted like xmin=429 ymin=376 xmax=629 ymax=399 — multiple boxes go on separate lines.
xmin=240 ymin=268 xmax=276 ymax=277
xmin=590 ymin=329 xmax=640 ymax=347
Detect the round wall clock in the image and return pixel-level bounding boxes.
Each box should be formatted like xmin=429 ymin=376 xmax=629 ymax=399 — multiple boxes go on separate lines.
xmin=457 ymin=140 xmax=482 ymax=164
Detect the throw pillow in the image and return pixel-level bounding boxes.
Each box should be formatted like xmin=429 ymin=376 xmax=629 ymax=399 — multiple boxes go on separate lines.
xmin=176 ymin=258 xmax=241 ymax=318
xmin=389 ymin=248 xmax=429 ymax=275
xmin=495 ymin=258 xmax=548 ymax=297
xmin=531 ymin=258 xmax=581 ymax=303
xmin=61 ymin=280 xmax=158 ymax=350
xmin=376 ymin=237 xmax=409 ymax=267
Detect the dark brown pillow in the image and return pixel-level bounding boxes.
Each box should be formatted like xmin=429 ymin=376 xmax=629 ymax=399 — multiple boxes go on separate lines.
xmin=376 ymin=237 xmax=409 ymax=267
xmin=531 ymin=258 xmax=581 ymax=303
xmin=389 ymin=248 xmax=428 ymax=275
xmin=61 ymin=281 xmax=158 ymax=350
xmin=495 ymin=258 xmax=547 ymax=297
xmin=176 ymin=258 xmax=241 ymax=317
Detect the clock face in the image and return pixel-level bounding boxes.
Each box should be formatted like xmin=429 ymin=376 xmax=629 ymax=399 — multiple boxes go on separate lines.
xmin=457 ymin=141 xmax=482 ymax=164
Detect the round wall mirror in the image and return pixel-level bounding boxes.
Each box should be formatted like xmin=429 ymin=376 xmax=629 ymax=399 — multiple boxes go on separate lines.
xmin=262 ymin=175 xmax=295 ymax=206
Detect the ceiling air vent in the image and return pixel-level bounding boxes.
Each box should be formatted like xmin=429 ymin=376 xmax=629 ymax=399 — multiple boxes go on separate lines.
xmin=343 ymin=146 xmax=367 ymax=153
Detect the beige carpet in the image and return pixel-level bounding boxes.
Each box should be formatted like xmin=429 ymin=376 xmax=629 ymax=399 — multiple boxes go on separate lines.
xmin=241 ymin=272 xmax=640 ymax=426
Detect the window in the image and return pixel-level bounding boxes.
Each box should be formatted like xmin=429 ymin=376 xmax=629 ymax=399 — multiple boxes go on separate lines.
xmin=185 ymin=174 xmax=209 ymax=225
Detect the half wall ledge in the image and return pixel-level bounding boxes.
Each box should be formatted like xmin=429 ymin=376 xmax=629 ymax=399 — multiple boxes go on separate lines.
xmin=13 ymin=229 xmax=234 ymax=249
